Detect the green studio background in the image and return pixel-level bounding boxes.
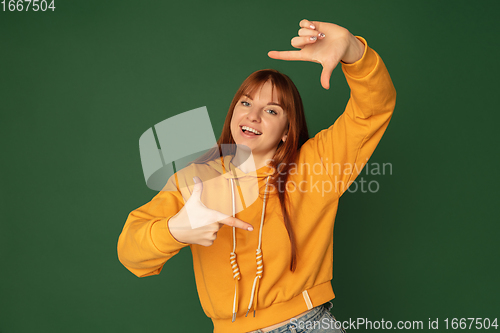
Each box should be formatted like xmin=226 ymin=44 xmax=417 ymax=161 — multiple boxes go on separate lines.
xmin=1 ymin=1 xmax=499 ymax=332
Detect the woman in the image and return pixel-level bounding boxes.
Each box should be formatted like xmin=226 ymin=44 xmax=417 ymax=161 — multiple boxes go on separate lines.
xmin=117 ymin=19 xmax=396 ymax=333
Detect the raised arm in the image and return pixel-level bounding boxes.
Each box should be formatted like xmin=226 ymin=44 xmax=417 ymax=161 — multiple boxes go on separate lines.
xmin=317 ymin=37 xmax=396 ymax=195
xmin=269 ymin=19 xmax=396 ymax=196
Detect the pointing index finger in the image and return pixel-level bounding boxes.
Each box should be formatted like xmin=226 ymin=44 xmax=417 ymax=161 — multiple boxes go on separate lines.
xmin=219 ymin=215 xmax=254 ymax=231
xmin=267 ymin=50 xmax=305 ymax=61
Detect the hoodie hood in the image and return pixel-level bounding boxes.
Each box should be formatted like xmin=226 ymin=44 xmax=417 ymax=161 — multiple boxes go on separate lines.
xmin=206 ymin=155 xmax=274 ymax=180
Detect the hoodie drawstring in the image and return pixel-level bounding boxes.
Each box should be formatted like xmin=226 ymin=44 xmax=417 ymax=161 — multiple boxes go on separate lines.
xmin=230 ymin=178 xmax=240 ymax=322
xmin=229 ymin=176 xmax=271 ymax=322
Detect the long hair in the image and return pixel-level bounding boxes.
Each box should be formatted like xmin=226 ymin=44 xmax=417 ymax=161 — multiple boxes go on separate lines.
xmin=196 ymin=69 xmax=309 ymax=272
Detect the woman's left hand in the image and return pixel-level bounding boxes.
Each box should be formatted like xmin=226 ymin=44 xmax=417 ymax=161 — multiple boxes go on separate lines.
xmin=268 ymin=19 xmax=366 ymax=90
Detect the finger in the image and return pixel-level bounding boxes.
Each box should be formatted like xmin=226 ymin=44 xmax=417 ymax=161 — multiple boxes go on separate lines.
xmin=191 ymin=176 xmax=203 ymax=200
xmin=217 ymin=214 xmax=254 ymax=231
xmin=268 ymin=50 xmax=306 ymax=62
xmin=208 ymin=231 xmax=218 ymax=241
xmin=310 ymin=21 xmax=327 ymax=32
xmin=202 ymin=222 xmax=221 ymax=232
xmin=291 ymin=35 xmax=318 ymax=49
xmin=299 ymin=18 xmax=316 ymax=30
xmin=298 ymin=28 xmax=326 ymax=39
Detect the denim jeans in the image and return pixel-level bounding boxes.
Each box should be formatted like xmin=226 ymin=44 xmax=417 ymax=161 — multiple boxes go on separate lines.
xmin=251 ymin=302 xmax=346 ymax=333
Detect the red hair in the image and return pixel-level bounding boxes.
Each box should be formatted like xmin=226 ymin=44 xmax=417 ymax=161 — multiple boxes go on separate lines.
xmin=197 ymin=69 xmax=309 ymax=271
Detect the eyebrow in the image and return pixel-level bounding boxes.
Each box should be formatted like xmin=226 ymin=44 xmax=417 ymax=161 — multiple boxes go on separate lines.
xmin=243 ymin=94 xmax=283 ymax=108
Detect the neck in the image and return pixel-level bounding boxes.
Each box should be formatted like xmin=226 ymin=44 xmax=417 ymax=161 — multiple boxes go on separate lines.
xmin=233 ymin=147 xmax=274 ymax=173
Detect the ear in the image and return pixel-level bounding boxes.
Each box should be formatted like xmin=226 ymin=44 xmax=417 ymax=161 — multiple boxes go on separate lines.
xmin=282 ymin=126 xmax=289 ymax=143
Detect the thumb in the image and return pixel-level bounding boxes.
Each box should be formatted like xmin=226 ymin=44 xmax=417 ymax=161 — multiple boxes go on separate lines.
xmin=191 ymin=176 xmax=203 ymax=200
xmin=320 ymin=61 xmax=336 ymax=90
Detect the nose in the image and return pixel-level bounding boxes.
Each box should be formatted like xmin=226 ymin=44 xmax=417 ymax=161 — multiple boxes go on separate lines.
xmin=246 ymin=107 xmax=261 ymax=122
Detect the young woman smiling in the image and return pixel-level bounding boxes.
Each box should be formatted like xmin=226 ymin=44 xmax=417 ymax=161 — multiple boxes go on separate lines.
xmin=118 ymin=19 xmax=396 ymax=333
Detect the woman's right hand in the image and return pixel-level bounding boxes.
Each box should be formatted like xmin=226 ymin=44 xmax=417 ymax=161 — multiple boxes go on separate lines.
xmin=167 ymin=176 xmax=254 ymax=246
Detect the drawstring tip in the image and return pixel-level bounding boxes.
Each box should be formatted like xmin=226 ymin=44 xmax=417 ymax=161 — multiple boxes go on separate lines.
xmin=253 ymin=310 xmax=256 ymax=317
xmin=245 ymin=309 xmax=250 ymax=317
xmin=232 ymin=313 xmax=236 ymax=322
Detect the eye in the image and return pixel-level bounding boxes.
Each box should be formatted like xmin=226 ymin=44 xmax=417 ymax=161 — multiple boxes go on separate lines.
xmin=241 ymin=101 xmax=250 ymax=106
xmin=266 ymin=109 xmax=278 ymax=115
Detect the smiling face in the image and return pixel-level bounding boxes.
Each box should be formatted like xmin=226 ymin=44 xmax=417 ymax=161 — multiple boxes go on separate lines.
xmin=230 ymin=80 xmax=289 ymax=166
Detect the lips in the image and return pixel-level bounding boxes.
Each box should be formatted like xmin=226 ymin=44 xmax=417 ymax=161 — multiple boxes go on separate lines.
xmin=240 ymin=125 xmax=262 ymax=135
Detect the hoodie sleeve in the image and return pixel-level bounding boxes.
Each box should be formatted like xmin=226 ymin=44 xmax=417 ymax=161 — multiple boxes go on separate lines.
xmin=309 ymin=36 xmax=396 ymax=196
xmin=117 ymin=178 xmax=190 ymax=278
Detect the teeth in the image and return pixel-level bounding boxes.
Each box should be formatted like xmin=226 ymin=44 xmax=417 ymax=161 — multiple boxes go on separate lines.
xmin=242 ymin=126 xmax=262 ymax=135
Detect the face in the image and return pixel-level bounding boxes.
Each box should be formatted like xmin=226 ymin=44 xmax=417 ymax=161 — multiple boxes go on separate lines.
xmin=230 ymin=80 xmax=288 ymax=162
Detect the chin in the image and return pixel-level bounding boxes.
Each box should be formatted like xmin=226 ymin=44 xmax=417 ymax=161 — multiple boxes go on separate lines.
xmin=237 ymin=142 xmax=256 ymax=151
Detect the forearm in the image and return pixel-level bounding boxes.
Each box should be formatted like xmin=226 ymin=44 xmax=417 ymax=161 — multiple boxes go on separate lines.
xmin=341 ymin=36 xmax=396 ymax=119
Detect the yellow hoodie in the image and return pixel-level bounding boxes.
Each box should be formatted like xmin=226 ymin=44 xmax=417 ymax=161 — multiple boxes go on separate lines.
xmin=117 ymin=36 xmax=396 ymax=333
